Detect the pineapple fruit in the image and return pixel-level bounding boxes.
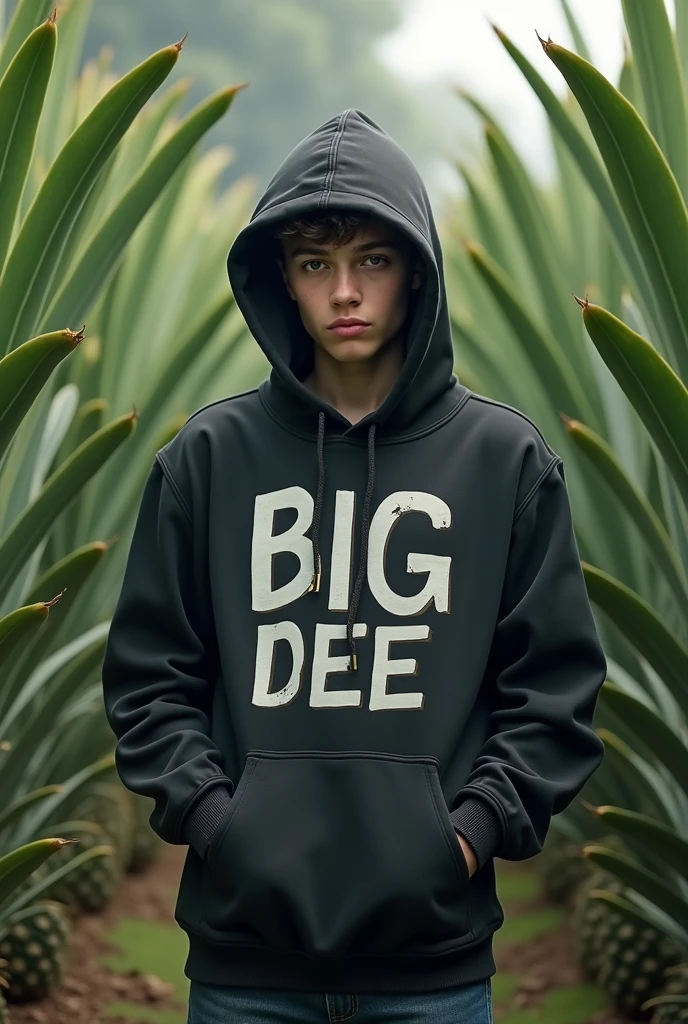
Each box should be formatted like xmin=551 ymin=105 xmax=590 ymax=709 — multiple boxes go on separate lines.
xmin=40 ymin=779 xmax=134 ymax=913
xmin=0 ymin=901 xmax=71 ymax=1002
xmin=42 ymin=827 xmax=119 ymax=913
xmin=574 ymin=866 xmax=684 ymax=1016
xmin=71 ymin=780 xmax=135 ymax=872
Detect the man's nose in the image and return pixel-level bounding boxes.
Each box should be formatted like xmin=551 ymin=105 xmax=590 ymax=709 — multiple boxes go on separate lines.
xmin=330 ymin=268 xmax=361 ymax=304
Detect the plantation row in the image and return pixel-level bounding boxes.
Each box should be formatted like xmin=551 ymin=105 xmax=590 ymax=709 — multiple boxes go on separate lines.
xmin=0 ymin=0 xmax=258 ymax=1015
xmin=446 ymin=2 xmax=688 ymax=1019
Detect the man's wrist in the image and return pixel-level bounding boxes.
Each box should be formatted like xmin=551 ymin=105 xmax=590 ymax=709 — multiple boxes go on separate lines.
xmin=450 ymin=794 xmax=503 ymax=870
xmin=183 ymin=783 xmax=233 ymax=859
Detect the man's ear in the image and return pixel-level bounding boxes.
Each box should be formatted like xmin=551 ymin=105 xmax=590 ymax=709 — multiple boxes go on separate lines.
xmin=277 ymin=255 xmax=296 ymax=300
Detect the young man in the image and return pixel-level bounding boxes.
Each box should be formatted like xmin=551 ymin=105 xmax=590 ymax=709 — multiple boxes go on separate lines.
xmin=102 ymin=108 xmax=607 ymax=1023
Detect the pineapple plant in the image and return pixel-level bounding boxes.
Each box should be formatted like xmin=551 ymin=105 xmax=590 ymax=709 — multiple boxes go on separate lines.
xmin=0 ymin=0 xmax=252 ymax=921
xmin=644 ymin=963 xmax=688 ymax=1023
xmin=0 ymin=821 xmax=116 ymax=1008
xmin=41 ymin=825 xmax=121 ymax=913
xmin=70 ymin=780 xmax=135 ymax=873
xmin=573 ymin=865 xmax=625 ymax=983
xmin=574 ymin=866 xmax=684 ymax=1016
xmin=0 ymin=900 xmax=71 ymax=1003
xmin=446 ymin=0 xmax=688 ymax=1012
xmin=11 ymin=817 xmax=119 ymax=917
xmin=0 ymin=1 xmax=250 ymax=1011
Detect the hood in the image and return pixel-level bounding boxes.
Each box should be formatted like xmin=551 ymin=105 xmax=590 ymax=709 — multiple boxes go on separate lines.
xmin=226 ymin=107 xmax=457 ymax=439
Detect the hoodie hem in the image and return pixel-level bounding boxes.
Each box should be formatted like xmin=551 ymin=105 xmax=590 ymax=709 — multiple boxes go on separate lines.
xmin=183 ymin=929 xmax=497 ymax=992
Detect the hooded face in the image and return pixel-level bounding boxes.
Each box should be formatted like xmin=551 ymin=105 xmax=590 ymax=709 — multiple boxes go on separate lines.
xmin=276 ymin=214 xmax=423 ymax=370
xmin=227 ymin=108 xmax=457 ymax=435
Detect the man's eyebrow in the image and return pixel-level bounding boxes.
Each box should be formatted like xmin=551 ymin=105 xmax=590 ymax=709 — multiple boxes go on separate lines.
xmin=287 ymin=239 xmax=403 ymax=258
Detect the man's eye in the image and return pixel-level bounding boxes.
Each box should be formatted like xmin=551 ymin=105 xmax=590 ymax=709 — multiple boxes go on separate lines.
xmin=301 ymin=255 xmax=388 ymax=272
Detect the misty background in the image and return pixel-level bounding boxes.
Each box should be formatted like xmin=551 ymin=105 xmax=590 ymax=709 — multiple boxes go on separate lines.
xmin=8 ymin=0 xmax=636 ymax=216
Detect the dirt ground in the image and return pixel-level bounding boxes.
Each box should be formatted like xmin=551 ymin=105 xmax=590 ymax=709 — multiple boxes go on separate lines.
xmin=6 ymin=847 xmax=632 ymax=1024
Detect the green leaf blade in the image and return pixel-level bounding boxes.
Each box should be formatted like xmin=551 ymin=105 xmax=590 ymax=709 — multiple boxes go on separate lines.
xmin=580 ymin=300 xmax=688 ymax=514
xmin=42 ymin=84 xmax=243 ymax=333
xmin=0 ymin=15 xmax=56 ymax=274
xmin=582 ymin=561 xmax=688 ymax=705
xmin=620 ymin=0 xmax=688 ymax=200
xmin=543 ymin=36 xmax=688 ymax=381
xmin=0 ymin=42 xmax=181 ymax=354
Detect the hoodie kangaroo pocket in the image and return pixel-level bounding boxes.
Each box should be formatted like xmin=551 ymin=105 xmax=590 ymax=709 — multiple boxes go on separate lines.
xmin=200 ymin=750 xmax=474 ymax=959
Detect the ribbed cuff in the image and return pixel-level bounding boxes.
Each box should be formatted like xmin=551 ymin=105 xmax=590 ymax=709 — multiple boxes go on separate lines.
xmin=450 ymin=794 xmax=503 ymax=870
xmin=183 ymin=783 xmax=234 ymax=859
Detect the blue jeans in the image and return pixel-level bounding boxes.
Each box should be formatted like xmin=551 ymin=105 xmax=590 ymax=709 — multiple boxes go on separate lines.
xmin=187 ymin=977 xmax=493 ymax=1023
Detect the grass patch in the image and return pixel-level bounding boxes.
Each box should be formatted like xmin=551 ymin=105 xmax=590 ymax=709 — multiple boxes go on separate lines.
xmin=495 ymin=866 xmax=543 ymax=903
xmin=491 ymin=970 xmax=521 ymax=1003
xmin=494 ymin=906 xmax=566 ymax=946
xmin=100 ymin=917 xmax=189 ymax=990
xmin=497 ymin=983 xmax=607 ymax=1023
xmin=100 ymin=916 xmax=189 ymax=1021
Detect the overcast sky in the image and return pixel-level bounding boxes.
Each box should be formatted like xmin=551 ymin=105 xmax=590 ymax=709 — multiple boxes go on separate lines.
xmin=378 ymin=0 xmax=675 ymax=200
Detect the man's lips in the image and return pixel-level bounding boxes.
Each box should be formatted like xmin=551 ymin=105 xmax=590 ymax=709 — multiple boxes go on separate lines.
xmin=328 ymin=321 xmax=371 ymax=337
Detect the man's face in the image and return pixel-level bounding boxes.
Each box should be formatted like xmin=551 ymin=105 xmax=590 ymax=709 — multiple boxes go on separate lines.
xmin=277 ymin=216 xmax=422 ymax=366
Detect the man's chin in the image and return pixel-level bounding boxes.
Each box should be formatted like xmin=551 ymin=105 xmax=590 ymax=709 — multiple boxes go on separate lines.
xmin=317 ymin=333 xmax=391 ymax=362
xmin=320 ymin=343 xmax=380 ymax=363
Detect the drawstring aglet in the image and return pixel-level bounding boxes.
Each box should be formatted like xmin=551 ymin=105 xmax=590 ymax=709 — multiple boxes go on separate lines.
xmin=308 ymin=553 xmax=322 ymax=593
xmin=348 ymin=653 xmax=358 ymax=672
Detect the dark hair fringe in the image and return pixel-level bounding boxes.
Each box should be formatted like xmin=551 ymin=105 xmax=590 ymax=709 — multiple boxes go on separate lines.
xmin=274 ymin=210 xmax=371 ymax=248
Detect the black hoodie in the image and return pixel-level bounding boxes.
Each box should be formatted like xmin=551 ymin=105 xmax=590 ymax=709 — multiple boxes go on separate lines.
xmin=101 ymin=108 xmax=607 ymax=992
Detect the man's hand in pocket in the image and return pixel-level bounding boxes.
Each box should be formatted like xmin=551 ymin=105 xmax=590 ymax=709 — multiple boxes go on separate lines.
xmin=456 ymin=833 xmax=478 ymax=878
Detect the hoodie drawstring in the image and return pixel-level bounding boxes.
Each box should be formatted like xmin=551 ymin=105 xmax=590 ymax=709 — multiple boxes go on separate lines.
xmin=309 ymin=410 xmax=326 ymax=595
xmin=347 ymin=419 xmax=376 ymax=671
xmin=309 ymin=410 xmax=376 ymax=672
